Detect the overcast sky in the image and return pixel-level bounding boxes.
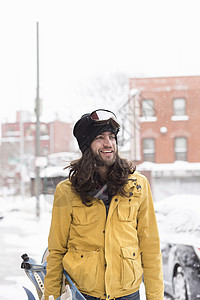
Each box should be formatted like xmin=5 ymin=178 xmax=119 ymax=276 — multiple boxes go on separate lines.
xmin=0 ymin=0 xmax=200 ymax=123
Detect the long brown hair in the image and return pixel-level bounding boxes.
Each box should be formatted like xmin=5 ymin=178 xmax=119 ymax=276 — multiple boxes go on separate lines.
xmin=67 ymin=147 xmax=135 ymax=205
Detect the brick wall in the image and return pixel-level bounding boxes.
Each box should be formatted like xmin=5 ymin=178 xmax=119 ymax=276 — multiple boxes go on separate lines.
xmin=130 ymin=76 xmax=200 ymax=163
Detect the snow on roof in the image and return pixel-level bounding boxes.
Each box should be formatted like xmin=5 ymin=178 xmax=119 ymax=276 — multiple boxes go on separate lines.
xmin=48 ymin=151 xmax=80 ymax=160
xmin=40 ymin=166 xmax=69 ymax=178
xmin=138 ymin=161 xmax=200 ymax=171
xmin=47 ymin=151 xmax=80 ymax=166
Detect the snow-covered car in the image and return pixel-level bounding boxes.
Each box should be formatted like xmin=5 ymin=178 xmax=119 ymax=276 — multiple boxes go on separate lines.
xmin=154 ymin=194 xmax=200 ymax=300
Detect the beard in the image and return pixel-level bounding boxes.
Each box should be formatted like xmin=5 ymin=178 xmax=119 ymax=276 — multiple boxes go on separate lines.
xmin=93 ymin=150 xmax=117 ymax=168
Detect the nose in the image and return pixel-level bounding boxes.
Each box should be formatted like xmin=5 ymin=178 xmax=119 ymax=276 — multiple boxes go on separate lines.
xmin=103 ymin=136 xmax=112 ymax=147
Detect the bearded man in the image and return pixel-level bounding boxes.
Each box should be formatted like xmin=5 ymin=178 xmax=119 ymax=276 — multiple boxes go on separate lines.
xmin=44 ymin=109 xmax=164 ymax=300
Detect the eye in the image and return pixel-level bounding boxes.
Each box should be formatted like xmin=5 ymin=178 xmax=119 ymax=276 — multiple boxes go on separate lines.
xmin=109 ymin=135 xmax=115 ymax=140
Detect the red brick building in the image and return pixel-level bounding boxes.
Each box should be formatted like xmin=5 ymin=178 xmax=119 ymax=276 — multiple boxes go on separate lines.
xmin=1 ymin=118 xmax=74 ymax=159
xmin=129 ymin=76 xmax=200 ymax=164
xmin=0 ymin=113 xmax=74 ymax=193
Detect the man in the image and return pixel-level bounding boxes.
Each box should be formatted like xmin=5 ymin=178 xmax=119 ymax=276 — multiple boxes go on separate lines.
xmin=44 ymin=109 xmax=164 ymax=300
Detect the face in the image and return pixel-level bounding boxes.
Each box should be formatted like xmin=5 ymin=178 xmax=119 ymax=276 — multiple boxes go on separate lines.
xmin=90 ymin=131 xmax=117 ymax=167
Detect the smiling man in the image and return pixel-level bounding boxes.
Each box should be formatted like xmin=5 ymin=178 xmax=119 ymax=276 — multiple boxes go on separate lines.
xmin=91 ymin=131 xmax=117 ymax=168
xmin=44 ymin=109 xmax=164 ymax=300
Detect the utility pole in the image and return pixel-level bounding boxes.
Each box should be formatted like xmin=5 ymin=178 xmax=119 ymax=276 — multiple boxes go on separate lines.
xmin=20 ymin=111 xmax=25 ymax=200
xmin=35 ymin=22 xmax=40 ymax=219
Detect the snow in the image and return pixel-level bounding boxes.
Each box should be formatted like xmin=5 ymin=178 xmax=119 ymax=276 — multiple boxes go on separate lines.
xmin=155 ymin=194 xmax=200 ymax=248
xmin=154 ymin=194 xmax=200 ymax=215
xmin=0 ymin=196 xmax=151 ymax=300
xmin=0 ymin=196 xmax=51 ymax=300
xmin=138 ymin=160 xmax=200 ymax=171
xmin=40 ymin=166 xmax=69 ymax=178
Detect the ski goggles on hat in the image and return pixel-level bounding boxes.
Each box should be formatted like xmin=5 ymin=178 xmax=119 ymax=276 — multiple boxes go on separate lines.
xmin=89 ymin=109 xmax=120 ymax=129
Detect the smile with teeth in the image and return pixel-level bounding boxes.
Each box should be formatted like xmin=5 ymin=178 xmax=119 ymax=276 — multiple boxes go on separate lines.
xmin=99 ymin=149 xmax=113 ymax=156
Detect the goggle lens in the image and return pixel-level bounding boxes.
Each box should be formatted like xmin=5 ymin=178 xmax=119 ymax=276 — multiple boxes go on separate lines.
xmin=90 ymin=110 xmax=116 ymax=121
xmin=90 ymin=109 xmax=120 ymax=129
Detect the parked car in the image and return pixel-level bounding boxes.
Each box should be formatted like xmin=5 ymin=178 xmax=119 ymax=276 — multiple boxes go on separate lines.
xmin=154 ymin=194 xmax=200 ymax=300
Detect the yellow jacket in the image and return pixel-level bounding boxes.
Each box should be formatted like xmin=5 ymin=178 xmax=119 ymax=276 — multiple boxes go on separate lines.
xmin=44 ymin=172 xmax=164 ymax=300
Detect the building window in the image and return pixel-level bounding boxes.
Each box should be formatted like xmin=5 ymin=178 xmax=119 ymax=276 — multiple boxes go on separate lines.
xmin=142 ymin=138 xmax=155 ymax=162
xmin=142 ymin=99 xmax=155 ymax=117
xmin=174 ymin=137 xmax=187 ymax=161
xmin=40 ymin=124 xmax=49 ymax=136
xmin=173 ymin=98 xmax=186 ymax=116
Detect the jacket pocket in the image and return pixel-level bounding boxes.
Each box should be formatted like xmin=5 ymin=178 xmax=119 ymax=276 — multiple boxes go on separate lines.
xmin=117 ymin=201 xmax=138 ymax=222
xmin=63 ymin=248 xmax=100 ymax=291
xmin=72 ymin=201 xmax=98 ymax=225
xmin=121 ymin=247 xmax=143 ymax=289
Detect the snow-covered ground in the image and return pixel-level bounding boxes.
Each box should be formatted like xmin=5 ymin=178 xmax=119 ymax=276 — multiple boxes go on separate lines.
xmin=0 ymin=195 xmax=172 ymax=300
xmin=0 ymin=196 xmax=51 ymax=300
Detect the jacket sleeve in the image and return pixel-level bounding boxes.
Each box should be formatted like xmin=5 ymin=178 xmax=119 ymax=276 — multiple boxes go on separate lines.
xmin=137 ymin=175 xmax=164 ymax=300
xmin=44 ymin=182 xmax=72 ymax=300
